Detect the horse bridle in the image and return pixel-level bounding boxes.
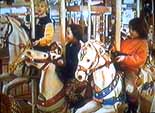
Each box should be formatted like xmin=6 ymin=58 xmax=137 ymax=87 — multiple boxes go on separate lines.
xmin=0 ymin=15 xmax=28 ymax=48
xmin=25 ymin=51 xmax=63 ymax=70
xmin=77 ymin=42 xmax=111 ymax=78
xmin=0 ymin=16 xmax=13 ymax=48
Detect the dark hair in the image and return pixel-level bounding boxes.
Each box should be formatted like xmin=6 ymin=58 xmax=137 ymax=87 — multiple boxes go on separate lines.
xmin=129 ymin=17 xmax=148 ymax=39
xmin=68 ymin=24 xmax=84 ymax=41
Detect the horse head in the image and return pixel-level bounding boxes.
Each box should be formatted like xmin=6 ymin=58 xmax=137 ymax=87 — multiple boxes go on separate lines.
xmin=0 ymin=15 xmax=29 ymax=48
xmin=75 ymin=40 xmax=115 ymax=82
xmin=0 ymin=15 xmax=13 ymax=48
xmin=23 ymin=41 xmax=63 ymax=69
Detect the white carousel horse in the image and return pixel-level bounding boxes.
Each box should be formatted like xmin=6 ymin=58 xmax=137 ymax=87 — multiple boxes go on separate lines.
xmin=0 ymin=15 xmax=31 ymax=76
xmin=22 ymin=42 xmax=69 ymax=113
xmin=0 ymin=15 xmax=32 ymax=102
xmin=75 ymin=40 xmax=126 ymax=113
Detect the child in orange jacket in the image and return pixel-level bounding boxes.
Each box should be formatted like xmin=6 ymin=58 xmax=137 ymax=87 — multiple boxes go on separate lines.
xmin=115 ymin=17 xmax=149 ymax=113
xmin=115 ymin=18 xmax=148 ymax=73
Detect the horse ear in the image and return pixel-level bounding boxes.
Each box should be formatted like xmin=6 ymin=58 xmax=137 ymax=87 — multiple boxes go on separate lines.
xmin=80 ymin=40 xmax=84 ymax=47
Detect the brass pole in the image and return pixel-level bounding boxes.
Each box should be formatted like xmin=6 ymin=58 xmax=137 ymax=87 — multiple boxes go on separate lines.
xmin=115 ymin=0 xmax=121 ymax=51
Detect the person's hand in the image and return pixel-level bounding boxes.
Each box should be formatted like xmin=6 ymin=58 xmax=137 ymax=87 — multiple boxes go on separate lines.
xmin=56 ymin=59 xmax=64 ymax=66
xmin=19 ymin=43 xmax=25 ymax=48
xmin=33 ymin=40 xmax=39 ymax=46
xmin=115 ymin=55 xmax=125 ymax=62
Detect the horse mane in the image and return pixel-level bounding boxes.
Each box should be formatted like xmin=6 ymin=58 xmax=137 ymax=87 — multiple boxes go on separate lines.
xmin=0 ymin=15 xmax=32 ymax=74
xmin=9 ymin=16 xmax=21 ymax=27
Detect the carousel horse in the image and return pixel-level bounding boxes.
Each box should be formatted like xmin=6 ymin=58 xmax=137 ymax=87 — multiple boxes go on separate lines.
xmin=75 ymin=40 xmax=126 ymax=113
xmin=0 ymin=15 xmax=32 ymax=104
xmin=137 ymin=62 xmax=155 ymax=113
xmin=0 ymin=15 xmax=31 ymax=76
xmin=22 ymin=41 xmax=69 ymax=113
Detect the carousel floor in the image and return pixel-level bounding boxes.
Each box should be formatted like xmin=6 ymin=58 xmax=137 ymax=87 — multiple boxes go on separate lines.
xmin=16 ymin=94 xmax=154 ymax=113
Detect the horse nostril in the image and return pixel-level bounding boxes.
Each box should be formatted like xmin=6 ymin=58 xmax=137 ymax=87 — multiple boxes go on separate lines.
xmin=27 ymin=51 xmax=31 ymax=56
xmin=78 ymin=75 xmax=82 ymax=80
xmin=25 ymin=56 xmax=31 ymax=62
xmin=53 ymin=55 xmax=56 ymax=59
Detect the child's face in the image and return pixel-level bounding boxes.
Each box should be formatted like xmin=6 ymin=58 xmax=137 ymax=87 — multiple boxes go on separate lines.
xmin=36 ymin=2 xmax=47 ymax=16
xmin=129 ymin=28 xmax=139 ymax=39
xmin=66 ymin=27 xmax=74 ymax=44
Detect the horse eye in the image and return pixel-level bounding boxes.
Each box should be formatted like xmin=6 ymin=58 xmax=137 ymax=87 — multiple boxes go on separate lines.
xmin=27 ymin=51 xmax=31 ymax=56
xmin=88 ymin=44 xmax=91 ymax=47
xmin=87 ymin=59 xmax=90 ymax=62
xmin=44 ymin=54 xmax=46 ymax=57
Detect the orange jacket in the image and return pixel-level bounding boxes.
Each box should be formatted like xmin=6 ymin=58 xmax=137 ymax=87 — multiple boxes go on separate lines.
xmin=119 ymin=38 xmax=148 ymax=73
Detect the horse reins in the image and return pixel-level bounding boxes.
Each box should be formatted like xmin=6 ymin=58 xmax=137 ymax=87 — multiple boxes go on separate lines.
xmin=0 ymin=15 xmax=29 ymax=48
xmin=0 ymin=16 xmax=32 ymax=73
xmin=26 ymin=51 xmax=63 ymax=70
xmin=0 ymin=16 xmax=13 ymax=47
xmin=78 ymin=42 xmax=111 ymax=77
